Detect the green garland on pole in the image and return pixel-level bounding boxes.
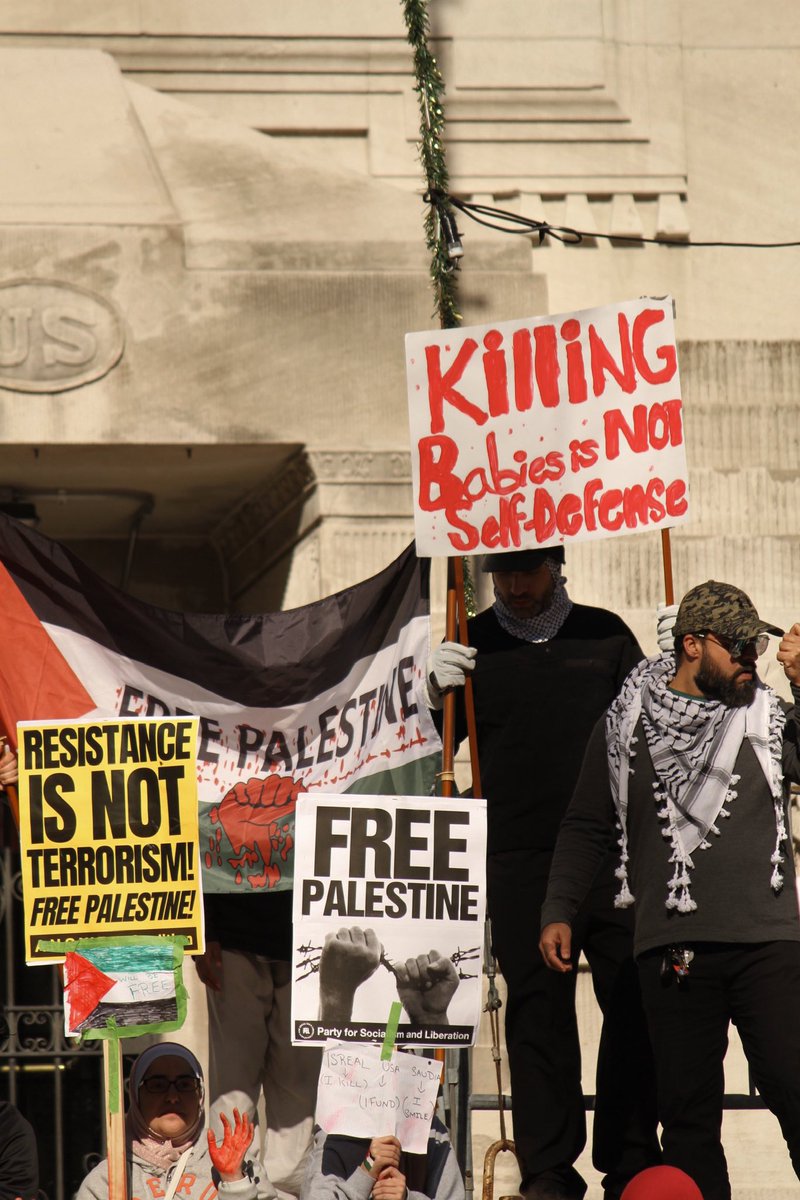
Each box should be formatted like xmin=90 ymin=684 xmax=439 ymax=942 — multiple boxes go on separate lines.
xmin=402 ymin=0 xmax=461 ymax=330
xmin=402 ymin=0 xmax=476 ymax=614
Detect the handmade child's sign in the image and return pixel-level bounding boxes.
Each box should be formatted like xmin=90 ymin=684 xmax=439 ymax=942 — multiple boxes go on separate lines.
xmin=50 ymin=935 xmax=189 ymax=1040
xmin=315 ymin=1042 xmax=443 ymax=1153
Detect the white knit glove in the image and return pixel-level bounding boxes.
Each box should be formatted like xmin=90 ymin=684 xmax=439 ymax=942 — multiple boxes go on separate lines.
xmin=656 ymin=602 xmax=679 ymax=653
xmin=424 ymin=642 xmax=477 ymax=710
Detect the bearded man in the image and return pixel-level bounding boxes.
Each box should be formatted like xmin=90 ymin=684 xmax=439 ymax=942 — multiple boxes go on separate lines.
xmin=541 ymin=580 xmax=800 ymax=1200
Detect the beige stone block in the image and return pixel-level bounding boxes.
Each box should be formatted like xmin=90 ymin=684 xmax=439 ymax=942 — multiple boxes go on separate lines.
xmin=368 ymin=92 xmax=418 ymax=179
xmin=656 ymin=193 xmax=690 ymax=241
xmin=138 ymin=72 xmax=374 ymax=96
xmin=452 ymin=38 xmax=605 ymax=90
xmin=682 ymin=1 xmax=800 ymax=47
xmin=564 ymin=195 xmax=598 ymax=244
xmin=169 ymin=90 xmax=369 ymax=133
xmin=448 ymin=120 xmax=635 ymax=144
xmin=0 ymin=0 xmax=141 ymax=33
xmin=0 ymin=49 xmax=176 ymax=224
xmin=435 ymin=0 xmax=603 ymax=39
xmin=114 ymin=39 xmax=408 ymax=78
xmin=324 ymin=524 xmax=416 ymax=596
xmin=138 ymin=1 xmax=401 ymax=38
xmin=609 ymin=193 xmax=643 ymax=238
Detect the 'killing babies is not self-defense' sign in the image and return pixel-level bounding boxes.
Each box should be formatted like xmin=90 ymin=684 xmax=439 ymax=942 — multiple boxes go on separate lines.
xmin=405 ymin=295 xmax=688 ymax=557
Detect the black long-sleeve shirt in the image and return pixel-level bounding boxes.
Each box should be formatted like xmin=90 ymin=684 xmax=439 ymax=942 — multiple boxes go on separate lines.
xmin=542 ymin=688 xmax=800 ymax=956
xmin=451 ymin=604 xmax=642 ymax=854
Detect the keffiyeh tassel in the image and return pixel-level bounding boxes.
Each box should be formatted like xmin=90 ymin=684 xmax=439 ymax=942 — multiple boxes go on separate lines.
xmin=661 ymin=792 xmax=698 ymax=911
xmin=770 ymin=798 xmax=788 ymax=893
xmin=613 ymin=822 xmax=635 ymax=908
xmin=763 ymin=704 xmax=789 ymax=894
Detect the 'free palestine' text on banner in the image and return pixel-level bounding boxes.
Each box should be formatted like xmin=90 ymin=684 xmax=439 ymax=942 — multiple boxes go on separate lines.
xmin=405 ymin=296 xmax=688 ymax=557
xmin=0 ymin=518 xmax=440 ymax=895
xmin=291 ymin=794 xmax=487 ymax=1047
xmin=18 ymin=717 xmax=203 ymax=962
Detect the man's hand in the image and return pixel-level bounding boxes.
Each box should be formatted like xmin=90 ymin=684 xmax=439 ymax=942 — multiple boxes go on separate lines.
xmin=361 ymin=1135 xmax=402 ymax=1180
xmin=424 ymin=642 xmax=477 ymax=709
xmin=539 ymin=923 xmax=574 ymax=972
xmin=208 ymin=1107 xmax=254 ymax=1182
xmin=319 ymin=926 xmax=382 ymax=1023
xmin=778 ymin=623 xmax=800 ymax=687
xmin=194 ymin=940 xmax=223 ymax=992
xmin=394 ymin=950 xmax=458 ymax=1026
xmin=372 ymin=1166 xmax=408 ymax=1200
xmin=0 ymin=743 xmax=18 ymax=787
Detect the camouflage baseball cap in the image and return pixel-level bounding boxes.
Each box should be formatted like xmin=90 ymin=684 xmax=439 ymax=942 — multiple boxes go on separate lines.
xmin=673 ymin=580 xmax=783 ymax=641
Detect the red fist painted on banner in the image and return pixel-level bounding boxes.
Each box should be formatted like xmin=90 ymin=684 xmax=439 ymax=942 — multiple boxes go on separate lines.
xmin=213 ymin=773 xmax=305 ymax=889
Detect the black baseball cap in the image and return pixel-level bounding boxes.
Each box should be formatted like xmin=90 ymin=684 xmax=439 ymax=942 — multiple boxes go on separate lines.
xmin=482 ymin=546 xmax=565 ymax=573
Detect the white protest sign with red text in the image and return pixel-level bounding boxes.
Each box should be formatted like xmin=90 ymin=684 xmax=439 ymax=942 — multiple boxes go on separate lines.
xmin=405 ymin=296 xmax=688 ymax=557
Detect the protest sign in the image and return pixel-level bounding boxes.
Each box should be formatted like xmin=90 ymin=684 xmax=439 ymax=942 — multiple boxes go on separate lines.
xmin=405 ymin=295 xmax=688 ymax=557
xmin=0 ymin=524 xmax=440 ymax=895
xmin=315 ymin=1043 xmax=443 ymax=1153
xmin=18 ymin=717 xmax=203 ymax=962
xmin=45 ymin=935 xmax=189 ymax=1039
xmin=292 ymin=794 xmax=486 ymax=1047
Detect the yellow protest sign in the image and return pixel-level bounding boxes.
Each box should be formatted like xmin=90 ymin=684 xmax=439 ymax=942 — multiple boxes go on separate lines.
xmin=18 ymin=717 xmax=204 ymax=963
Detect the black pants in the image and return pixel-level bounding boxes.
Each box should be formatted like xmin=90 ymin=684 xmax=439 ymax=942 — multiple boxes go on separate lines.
xmin=488 ymin=848 xmax=660 ymax=1195
xmin=638 ymin=940 xmax=800 ymax=1200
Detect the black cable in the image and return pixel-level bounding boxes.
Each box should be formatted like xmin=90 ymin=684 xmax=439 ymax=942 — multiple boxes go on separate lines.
xmin=431 ymin=191 xmax=800 ymax=249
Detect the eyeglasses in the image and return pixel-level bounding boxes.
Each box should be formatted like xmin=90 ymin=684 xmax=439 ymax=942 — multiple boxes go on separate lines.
xmin=140 ymin=1074 xmax=200 ymax=1095
xmin=695 ymin=631 xmax=770 ymax=659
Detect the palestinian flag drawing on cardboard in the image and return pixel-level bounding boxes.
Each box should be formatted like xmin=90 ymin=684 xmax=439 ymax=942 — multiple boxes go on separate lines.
xmin=0 ymin=516 xmax=440 ymax=894
xmin=42 ymin=935 xmax=188 ymax=1040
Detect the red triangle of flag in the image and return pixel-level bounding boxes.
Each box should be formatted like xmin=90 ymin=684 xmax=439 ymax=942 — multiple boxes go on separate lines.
xmin=0 ymin=562 xmax=95 ymax=748
xmin=64 ymin=952 xmax=116 ymax=1028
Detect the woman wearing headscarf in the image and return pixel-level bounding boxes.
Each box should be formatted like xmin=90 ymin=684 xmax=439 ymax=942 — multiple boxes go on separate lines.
xmin=77 ymin=1042 xmax=277 ymax=1200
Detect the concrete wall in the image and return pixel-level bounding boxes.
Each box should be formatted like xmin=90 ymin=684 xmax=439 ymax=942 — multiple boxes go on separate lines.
xmin=0 ymin=2 xmax=797 ymax=625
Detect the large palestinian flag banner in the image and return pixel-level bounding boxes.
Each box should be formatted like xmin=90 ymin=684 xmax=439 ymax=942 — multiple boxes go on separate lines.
xmin=0 ymin=515 xmax=440 ymax=894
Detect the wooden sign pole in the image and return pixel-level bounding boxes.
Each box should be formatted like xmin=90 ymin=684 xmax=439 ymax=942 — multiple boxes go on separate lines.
xmin=104 ymin=1037 xmax=128 ymax=1200
xmin=661 ymin=528 xmax=675 ymax=606
xmin=440 ymin=560 xmax=458 ymax=798
xmin=453 ymin=556 xmax=482 ymax=800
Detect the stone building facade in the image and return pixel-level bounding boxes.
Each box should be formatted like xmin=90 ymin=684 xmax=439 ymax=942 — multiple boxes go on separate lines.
xmin=1 ymin=4 xmax=799 ymax=1196
xmin=0 ymin=2 xmax=797 ymax=641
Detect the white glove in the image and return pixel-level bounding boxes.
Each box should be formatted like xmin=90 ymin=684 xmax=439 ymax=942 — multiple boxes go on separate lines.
xmin=656 ymin=602 xmax=679 ymax=653
xmin=424 ymin=642 xmax=477 ymax=710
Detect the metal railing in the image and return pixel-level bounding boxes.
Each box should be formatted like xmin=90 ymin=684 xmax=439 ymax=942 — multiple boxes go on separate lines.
xmin=1 ymin=838 xmax=105 ymax=1200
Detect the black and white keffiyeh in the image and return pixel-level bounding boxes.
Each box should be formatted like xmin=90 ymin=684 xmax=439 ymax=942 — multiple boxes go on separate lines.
xmin=492 ymin=561 xmax=573 ymax=642
xmin=606 ymin=654 xmax=787 ymax=913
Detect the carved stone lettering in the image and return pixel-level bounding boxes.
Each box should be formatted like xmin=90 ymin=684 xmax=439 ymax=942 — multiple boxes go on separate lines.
xmin=0 ymin=279 xmax=124 ymax=393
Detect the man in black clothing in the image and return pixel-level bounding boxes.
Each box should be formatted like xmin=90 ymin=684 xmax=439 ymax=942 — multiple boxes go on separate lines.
xmin=0 ymin=1100 xmax=38 ymax=1200
xmin=540 ymin=581 xmax=800 ymax=1200
xmin=425 ymin=547 xmax=659 ymax=1200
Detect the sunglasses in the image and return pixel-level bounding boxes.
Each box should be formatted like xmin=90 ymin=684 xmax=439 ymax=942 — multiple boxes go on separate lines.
xmin=695 ymin=631 xmax=770 ymax=659
xmin=140 ymin=1074 xmax=200 ymax=1095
